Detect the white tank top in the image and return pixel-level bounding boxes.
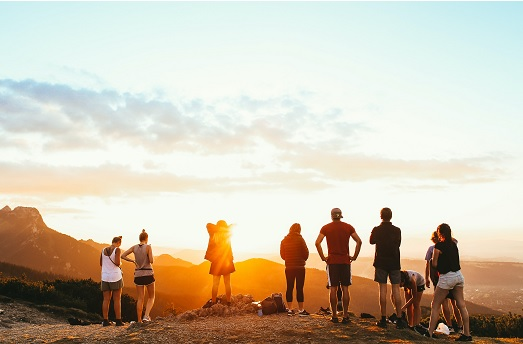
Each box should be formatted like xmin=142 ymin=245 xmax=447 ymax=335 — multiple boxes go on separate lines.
xmin=101 ymin=247 xmax=122 ymax=282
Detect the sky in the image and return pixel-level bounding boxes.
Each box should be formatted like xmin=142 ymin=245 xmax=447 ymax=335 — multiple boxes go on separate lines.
xmin=1 ymin=2 xmax=522 ymax=262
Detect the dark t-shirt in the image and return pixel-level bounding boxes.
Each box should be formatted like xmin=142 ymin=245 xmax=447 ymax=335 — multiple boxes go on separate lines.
xmin=319 ymin=221 xmax=355 ymax=264
xmin=370 ymin=221 xmax=401 ymax=271
xmin=435 ymin=240 xmax=461 ymax=274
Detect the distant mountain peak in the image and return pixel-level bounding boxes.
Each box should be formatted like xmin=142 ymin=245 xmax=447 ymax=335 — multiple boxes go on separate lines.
xmin=1 ymin=205 xmax=12 ymax=212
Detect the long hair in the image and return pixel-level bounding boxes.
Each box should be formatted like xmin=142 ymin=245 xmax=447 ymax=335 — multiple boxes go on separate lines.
xmin=139 ymin=229 xmax=148 ymax=242
xmin=437 ymin=223 xmax=452 ymax=242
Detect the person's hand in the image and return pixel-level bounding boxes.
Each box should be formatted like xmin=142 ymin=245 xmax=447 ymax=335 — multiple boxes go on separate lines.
xmin=426 ymin=280 xmax=431 ymax=288
xmin=349 ymin=255 xmax=357 ymax=262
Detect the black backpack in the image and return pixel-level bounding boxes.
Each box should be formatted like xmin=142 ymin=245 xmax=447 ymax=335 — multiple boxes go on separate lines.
xmin=261 ymin=293 xmax=286 ymax=315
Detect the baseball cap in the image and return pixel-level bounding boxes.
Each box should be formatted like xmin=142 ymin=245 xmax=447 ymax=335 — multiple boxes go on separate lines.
xmin=331 ymin=208 xmax=343 ymax=219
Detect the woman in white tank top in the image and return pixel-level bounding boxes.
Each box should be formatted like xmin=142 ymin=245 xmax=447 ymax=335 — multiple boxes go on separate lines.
xmin=100 ymin=236 xmax=124 ymax=326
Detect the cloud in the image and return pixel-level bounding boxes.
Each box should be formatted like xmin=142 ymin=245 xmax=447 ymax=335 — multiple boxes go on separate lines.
xmin=0 ymin=78 xmax=504 ymax=201
xmin=0 ymin=161 xmax=332 ymax=198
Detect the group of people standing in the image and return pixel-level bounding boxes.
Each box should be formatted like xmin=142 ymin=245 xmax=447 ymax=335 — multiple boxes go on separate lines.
xmin=99 ymin=207 xmax=472 ymax=342
xmin=280 ymin=207 xmax=473 ymax=342
xmin=99 ymin=229 xmax=156 ymax=326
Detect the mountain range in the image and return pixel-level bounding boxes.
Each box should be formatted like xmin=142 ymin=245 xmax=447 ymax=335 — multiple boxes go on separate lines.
xmin=1 ymin=205 xmax=518 ymax=317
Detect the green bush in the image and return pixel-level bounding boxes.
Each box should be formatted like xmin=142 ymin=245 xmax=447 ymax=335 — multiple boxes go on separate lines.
xmin=0 ymin=276 xmax=137 ymax=322
xmin=470 ymin=313 xmax=523 ymax=338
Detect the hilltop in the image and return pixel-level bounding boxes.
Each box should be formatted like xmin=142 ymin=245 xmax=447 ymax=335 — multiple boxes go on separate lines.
xmin=0 ymin=296 xmax=520 ymax=344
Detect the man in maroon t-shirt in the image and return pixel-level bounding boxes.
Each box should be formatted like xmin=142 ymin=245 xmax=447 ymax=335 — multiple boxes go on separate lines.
xmin=315 ymin=208 xmax=362 ymax=324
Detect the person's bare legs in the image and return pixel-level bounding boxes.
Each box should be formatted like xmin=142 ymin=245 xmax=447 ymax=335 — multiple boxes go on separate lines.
xmin=379 ymin=283 xmax=388 ymax=317
xmin=102 ymin=290 xmax=112 ymax=320
xmin=341 ymin=285 xmax=349 ymax=318
xmin=212 ymin=275 xmax=221 ymax=303
xmin=391 ymin=283 xmax=402 ymax=317
xmin=441 ymin=298 xmax=452 ymax=325
xmin=329 ymin=286 xmax=338 ymax=318
xmin=223 ymin=274 xmax=231 ymax=302
xmin=135 ymin=285 xmax=145 ymax=322
xmin=144 ymin=283 xmax=155 ymax=319
xmin=413 ymin=290 xmax=424 ymax=326
xmin=404 ymin=289 xmax=414 ymax=326
xmin=452 ymin=286 xmax=470 ymax=336
xmin=112 ymin=289 xmax=122 ymax=320
xmin=451 ymin=298 xmax=463 ymax=328
xmin=428 ymin=286 xmax=449 ymax=336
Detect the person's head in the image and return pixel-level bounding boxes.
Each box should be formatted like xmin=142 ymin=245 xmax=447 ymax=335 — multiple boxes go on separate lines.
xmin=139 ymin=229 xmax=148 ymax=242
xmin=437 ymin=223 xmax=452 ymax=242
xmin=430 ymin=230 xmax=439 ymax=244
xmin=380 ymin=207 xmax=392 ymax=221
xmin=331 ymin=208 xmax=343 ymax=221
xmin=217 ymin=220 xmax=229 ymax=230
xmin=112 ymin=236 xmax=122 ymax=246
xmin=400 ymin=270 xmax=410 ymax=288
xmin=289 ymin=223 xmax=301 ymax=234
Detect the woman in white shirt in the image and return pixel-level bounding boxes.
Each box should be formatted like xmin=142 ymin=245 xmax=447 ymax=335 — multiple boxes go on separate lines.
xmin=100 ymin=236 xmax=124 ymax=326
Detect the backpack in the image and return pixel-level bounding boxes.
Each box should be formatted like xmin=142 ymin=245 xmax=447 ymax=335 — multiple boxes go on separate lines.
xmin=261 ymin=293 xmax=286 ymax=315
xmin=272 ymin=292 xmax=286 ymax=313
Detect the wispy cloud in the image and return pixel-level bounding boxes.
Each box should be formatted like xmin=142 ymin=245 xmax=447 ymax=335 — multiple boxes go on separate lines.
xmin=0 ymin=78 xmax=503 ymax=200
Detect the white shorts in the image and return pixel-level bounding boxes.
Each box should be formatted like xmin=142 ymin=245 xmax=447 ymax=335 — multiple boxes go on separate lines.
xmin=437 ymin=270 xmax=465 ymax=290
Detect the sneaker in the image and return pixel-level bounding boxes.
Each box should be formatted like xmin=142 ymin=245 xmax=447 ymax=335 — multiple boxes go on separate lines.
xmin=341 ymin=317 xmax=351 ymax=324
xmin=298 ymin=310 xmax=310 ymax=317
xmin=115 ymin=319 xmax=124 ymax=326
xmin=102 ymin=319 xmax=111 ymax=327
xmin=142 ymin=316 xmax=151 ymax=322
xmin=455 ymin=334 xmax=473 ymax=342
xmin=388 ymin=313 xmax=398 ymax=324
xmin=202 ymin=299 xmax=214 ymax=309
xmin=287 ymin=309 xmax=295 ymax=316
xmin=396 ymin=317 xmax=408 ymax=329
xmin=319 ymin=307 xmax=332 ymax=315
xmin=376 ymin=319 xmax=387 ymax=328
xmin=331 ymin=317 xmax=339 ymax=323
xmin=414 ymin=324 xmax=429 ymax=336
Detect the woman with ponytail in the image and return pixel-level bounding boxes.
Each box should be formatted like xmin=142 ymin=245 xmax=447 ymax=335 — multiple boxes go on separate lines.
xmin=122 ymin=229 xmax=155 ymax=322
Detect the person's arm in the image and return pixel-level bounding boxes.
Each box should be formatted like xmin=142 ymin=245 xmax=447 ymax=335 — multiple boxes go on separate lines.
xmin=100 ymin=252 xmax=103 ymax=267
xmin=425 ymin=260 xmax=431 ymax=288
xmin=280 ymin=240 xmax=286 ymax=261
xmin=369 ymin=228 xmax=376 ymax=244
xmin=147 ymin=244 xmax=154 ymax=264
xmin=302 ymin=238 xmax=309 ymax=261
xmin=121 ymin=246 xmax=135 ymax=263
xmin=114 ymin=247 xmax=121 ymax=266
xmin=315 ymin=233 xmax=327 ymax=262
xmin=432 ymin=248 xmax=441 ymax=268
xmin=350 ymin=232 xmax=363 ymax=261
xmin=402 ymin=278 xmax=417 ymax=310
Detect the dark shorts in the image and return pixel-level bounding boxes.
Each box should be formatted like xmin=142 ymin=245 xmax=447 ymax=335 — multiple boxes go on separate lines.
xmin=327 ymin=264 xmax=351 ymax=287
xmin=134 ymin=275 xmax=155 ymax=286
xmin=416 ymin=285 xmax=425 ymax=292
xmin=101 ymin=279 xmax=123 ymax=291
xmin=374 ymin=268 xmax=401 ymax=284
xmin=446 ymin=289 xmax=455 ymax=300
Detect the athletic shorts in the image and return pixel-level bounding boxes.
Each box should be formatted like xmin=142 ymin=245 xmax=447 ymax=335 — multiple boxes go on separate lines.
xmin=134 ymin=275 xmax=155 ymax=286
xmin=101 ymin=278 xmax=123 ymax=291
xmin=437 ymin=270 xmax=465 ymax=290
xmin=327 ymin=264 xmax=351 ymax=287
xmin=374 ymin=268 xmax=401 ymax=284
xmin=416 ymin=285 xmax=425 ymax=292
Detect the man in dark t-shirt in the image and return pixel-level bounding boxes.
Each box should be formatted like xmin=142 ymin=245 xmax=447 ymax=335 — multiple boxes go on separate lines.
xmin=315 ymin=208 xmax=362 ymax=323
xmin=369 ymin=207 xmax=407 ymax=329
